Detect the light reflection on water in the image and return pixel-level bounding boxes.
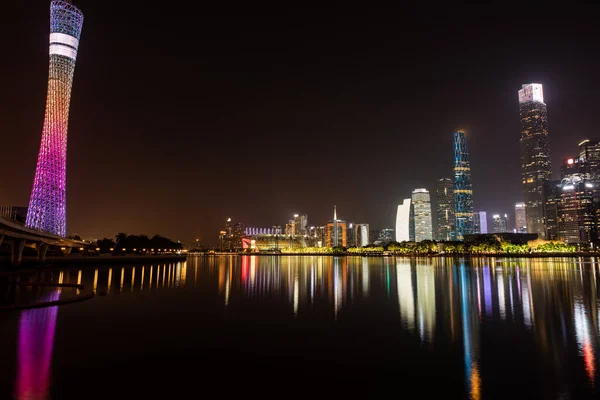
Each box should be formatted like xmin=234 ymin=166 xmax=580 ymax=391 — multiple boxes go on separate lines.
xmin=2 ymin=256 xmax=600 ymax=399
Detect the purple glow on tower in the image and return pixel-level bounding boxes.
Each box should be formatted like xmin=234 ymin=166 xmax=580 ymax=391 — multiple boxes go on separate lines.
xmin=26 ymin=1 xmax=84 ymax=237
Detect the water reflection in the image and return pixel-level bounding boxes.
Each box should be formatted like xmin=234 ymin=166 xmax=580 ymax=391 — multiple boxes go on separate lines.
xmin=16 ymin=292 xmax=59 ymax=400
xmin=4 ymin=256 xmax=600 ymax=399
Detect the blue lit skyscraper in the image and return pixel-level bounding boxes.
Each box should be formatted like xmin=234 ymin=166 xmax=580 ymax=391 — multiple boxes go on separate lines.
xmin=453 ymin=131 xmax=474 ymax=240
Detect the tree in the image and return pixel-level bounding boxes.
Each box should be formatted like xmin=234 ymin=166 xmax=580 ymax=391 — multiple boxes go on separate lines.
xmin=96 ymin=238 xmax=116 ymax=253
xmin=115 ymin=232 xmax=128 ymax=245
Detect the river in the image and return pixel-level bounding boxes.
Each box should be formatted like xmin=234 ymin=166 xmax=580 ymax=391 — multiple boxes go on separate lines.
xmin=0 ymin=255 xmax=598 ymax=399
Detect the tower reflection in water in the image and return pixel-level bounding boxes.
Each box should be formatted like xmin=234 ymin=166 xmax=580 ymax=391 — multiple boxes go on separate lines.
xmin=10 ymin=256 xmax=600 ymax=399
xmin=16 ymin=291 xmax=59 ymax=400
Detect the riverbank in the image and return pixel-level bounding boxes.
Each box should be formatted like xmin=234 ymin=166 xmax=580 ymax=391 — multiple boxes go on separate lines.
xmin=0 ymin=254 xmax=187 ymax=269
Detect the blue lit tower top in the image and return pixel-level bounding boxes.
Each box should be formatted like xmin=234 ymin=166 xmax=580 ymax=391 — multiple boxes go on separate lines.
xmin=453 ymin=130 xmax=474 ymax=240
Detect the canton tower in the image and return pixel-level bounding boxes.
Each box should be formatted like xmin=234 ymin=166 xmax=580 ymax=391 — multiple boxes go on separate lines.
xmin=26 ymin=1 xmax=84 ymax=237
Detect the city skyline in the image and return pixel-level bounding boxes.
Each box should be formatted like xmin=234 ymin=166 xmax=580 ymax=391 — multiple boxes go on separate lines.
xmin=2 ymin=4 xmax=600 ymax=245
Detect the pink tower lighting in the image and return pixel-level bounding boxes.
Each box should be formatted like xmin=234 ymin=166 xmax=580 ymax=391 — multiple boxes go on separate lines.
xmin=26 ymin=1 xmax=84 ymax=237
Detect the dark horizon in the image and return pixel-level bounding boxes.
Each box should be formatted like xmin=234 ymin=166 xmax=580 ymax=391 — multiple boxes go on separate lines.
xmin=2 ymin=4 xmax=600 ymax=245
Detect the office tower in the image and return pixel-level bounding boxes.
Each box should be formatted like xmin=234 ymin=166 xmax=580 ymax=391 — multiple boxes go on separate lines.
xmin=26 ymin=1 xmax=84 ymax=237
xmin=379 ymin=229 xmax=395 ymax=243
xmin=347 ymin=222 xmax=357 ymax=247
xmin=579 ymin=139 xmax=600 ymax=173
xmin=492 ymin=214 xmax=509 ymax=233
xmin=287 ymin=214 xmax=307 ymax=236
xmin=232 ymin=222 xmax=245 ymax=249
xmin=326 ymin=206 xmax=347 ymax=247
xmin=454 ymin=131 xmax=474 ymax=240
xmin=515 ymin=202 xmax=527 ymax=233
xmin=436 ymin=178 xmax=455 ymax=240
xmin=396 ymin=198 xmax=412 ymax=242
xmin=218 ymin=231 xmax=227 ymax=250
xmin=473 ymin=211 xmax=487 ymax=234
xmin=295 ymin=214 xmax=308 ymax=235
xmin=557 ymin=176 xmax=596 ymax=243
xmin=356 ymin=223 xmax=369 ymax=247
xmin=544 ymin=180 xmax=561 ymax=240
xmin=412 ymin=188 xmax=433 ymax=241
xmin=519 ymin=83 xmax=551 ymax=239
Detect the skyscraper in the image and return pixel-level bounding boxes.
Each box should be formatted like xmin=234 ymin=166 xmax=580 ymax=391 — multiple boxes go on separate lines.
xmin=492 ymin=214 xmax=509 ymax=233
xmin=453 ymin=131 xmax=474 ymax=240
xmin=26 ymin=1 xmax=84 ymax=237
xmin=346 ymin=222 xmax=356 ymax=247
xmin=519 ymin=83 xmax=551 ymax=239
xmin=356 ymin=223 xmax=370 ymax=247
xmin=411 ymin=189 xmax=433 ymax=242
xmin=396 ymin=198 xmax=412 ymax=242
xmin=544 ymin=180 xmax=561 ymax=240
xmin=515 ymin=202 xmax=527 ymax=233
xmin=436 ymin=178 xmax=455 ymax=241
xmin=326 ymin=206 xmax=347 ymax=247
xmin=473 ymin=211 xmax=488 ymax=234
xmin=556 ymin=176 xmax=596 ymax=243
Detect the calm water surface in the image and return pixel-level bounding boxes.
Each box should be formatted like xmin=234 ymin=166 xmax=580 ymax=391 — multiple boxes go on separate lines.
xmin=1 ymin=256 xmax=599 ymax=399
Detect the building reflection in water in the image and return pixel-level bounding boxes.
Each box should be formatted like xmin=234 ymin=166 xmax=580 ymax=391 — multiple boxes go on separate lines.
xmin=396 ymin=260 xmax=415 ymax=330
xmin=13 ymin=256 xmax=600 ymax=399
xmin=460 ymin=263 xmax=481 ymax=400
xmin=416 ymin=260 xmax=436 ymax=343
xmin=16 ymin=291 xmax=59 ymax=400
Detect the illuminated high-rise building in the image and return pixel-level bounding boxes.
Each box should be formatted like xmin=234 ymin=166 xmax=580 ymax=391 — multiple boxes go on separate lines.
xmin=396 ymin=198 xmax=412 ymax=242
xmin=453 ymin=131 xmax=474 ymax=240
xmin=473 ymin=211 xmax=487 ymax=234
xmin=26 ymin=1 xmax=84 ymax=237
xmin=355 ymin=223 xmax=369 ymax=247
xmin=492 ymin=214 xmax=509 ymax=233
xmin=515 ymin=202 xmax=527 ymax=233
xmin=286 ymin=213 xmax=308 ymax=236
xmin=326 ymin=206 xmax=347 ymax=247
xmin=544 ymin=180 xmax=561 ymax=240
xmin=557 ymin=176 xmax=596 ymax=243
xmin=519 ymin=83 xmax=551 ymax=239
xmin=411 ymin=188 xmax=433 ymax=242
xmin=436 ymin=178 xmax=455 ymax=240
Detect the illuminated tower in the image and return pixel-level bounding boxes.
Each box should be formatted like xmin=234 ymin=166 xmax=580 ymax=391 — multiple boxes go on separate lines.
xmin=411 ymin=188 xmax=433 ymax=242
xmin=435 ymin=178 xmax=455 ymax=240
xmin=519 ymin=83 xmax=551 ymax=239
xmin=454 ymin=130 xmax=474 ymax=240
xmin=515 ymin=202 xmax=527 ymax=233
xmin=26 ymin=1 xmax=84 ymax=237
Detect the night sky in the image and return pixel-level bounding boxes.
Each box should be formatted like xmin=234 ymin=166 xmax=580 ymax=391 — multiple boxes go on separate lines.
xmin=2 ymin=4 xmax=600 ymax=245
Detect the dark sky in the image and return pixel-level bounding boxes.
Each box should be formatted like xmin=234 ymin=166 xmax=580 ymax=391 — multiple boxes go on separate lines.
xmin=2 ymin=4 xmax=600 ymax=245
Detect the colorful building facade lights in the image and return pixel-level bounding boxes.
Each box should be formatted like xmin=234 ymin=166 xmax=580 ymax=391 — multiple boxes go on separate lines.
xmin=26 ymin=1 xmax=84 ymax=237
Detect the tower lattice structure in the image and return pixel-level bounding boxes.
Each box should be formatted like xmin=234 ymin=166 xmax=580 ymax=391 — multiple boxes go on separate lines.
xmin=26 ymin=1 xmax=84 ymax=237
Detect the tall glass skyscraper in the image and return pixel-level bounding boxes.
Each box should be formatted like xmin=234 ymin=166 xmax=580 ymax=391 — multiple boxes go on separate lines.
xmin=26 ymin=1 xmax=84 ymax=237
xmin=519 ymin=83 xmax=551 ymax=239
xmin=411 ymin=188 xmax=433 ymax=242
xmin=453 ymin=131 xmax=474 ymax=240
xmin=473 ymin=211 xmax=487 ymax=234
xmin=435 ymin=178 xmax=455 ymax=241
xmin=515 ymin=202 xmax=527 ymax=233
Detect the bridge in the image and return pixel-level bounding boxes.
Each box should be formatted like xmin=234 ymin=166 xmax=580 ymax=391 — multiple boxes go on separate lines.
xmin=0 ymin=217 xmax=88 ymax=266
